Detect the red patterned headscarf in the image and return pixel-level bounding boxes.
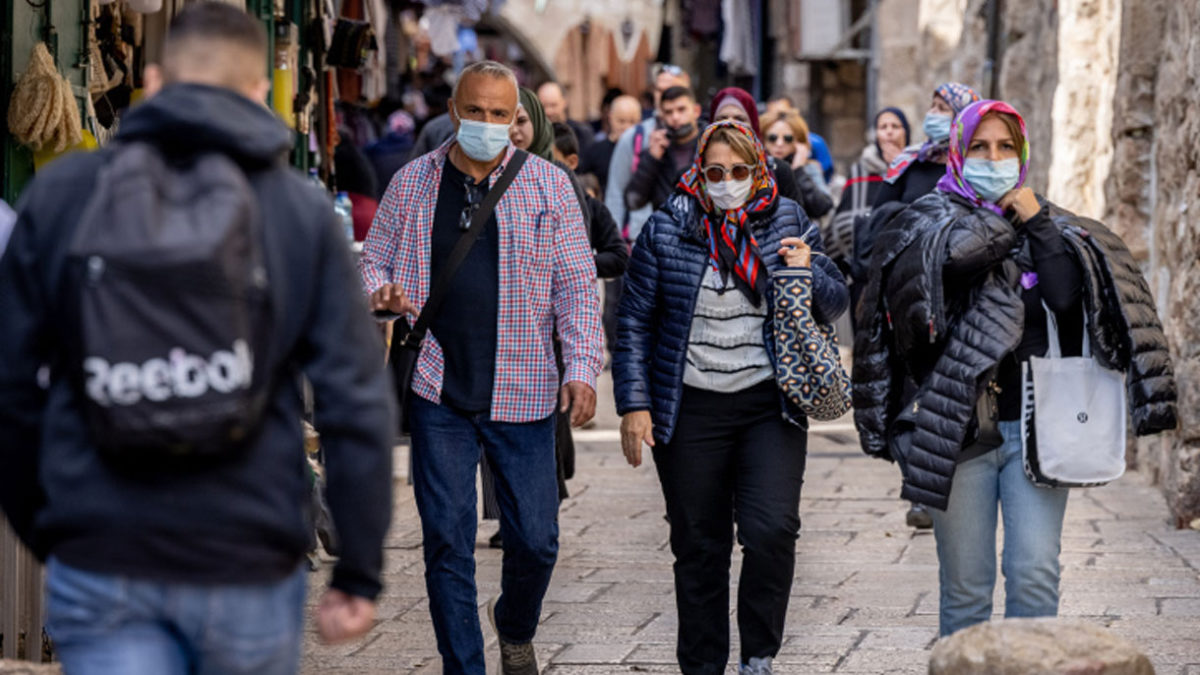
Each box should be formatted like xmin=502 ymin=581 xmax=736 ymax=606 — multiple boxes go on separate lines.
xmin=678 ymin=120 xmax=779 ymax=304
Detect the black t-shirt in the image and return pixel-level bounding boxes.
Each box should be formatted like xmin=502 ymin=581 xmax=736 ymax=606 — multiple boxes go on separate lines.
xmin=995 ymin=209 xmax=1084 ymax=420
xmin=429 ymin=158 xmax=500 ymax=413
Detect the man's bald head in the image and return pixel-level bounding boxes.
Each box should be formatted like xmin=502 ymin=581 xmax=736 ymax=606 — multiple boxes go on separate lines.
xmin=607 ymin=95 xmax=642 ymax=141
xmin=653 ymin=67 xmax=691 ymax=107
xmin=537 ymin=82 xmax=568 ymax=123
xmin=145 ymin=2 xmax=269 ymax=102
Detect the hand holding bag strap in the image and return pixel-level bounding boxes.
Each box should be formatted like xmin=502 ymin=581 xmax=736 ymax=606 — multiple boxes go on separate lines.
xmin=400 ymin=150 xmax=528 ymax=349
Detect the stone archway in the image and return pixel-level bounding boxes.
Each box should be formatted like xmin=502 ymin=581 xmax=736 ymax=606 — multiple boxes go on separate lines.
xmin=475 ymin=12 xmax=556 ymax=86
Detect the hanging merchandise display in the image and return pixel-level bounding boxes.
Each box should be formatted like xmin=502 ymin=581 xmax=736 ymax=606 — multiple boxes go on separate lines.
xmin=89 ymin=3 xmax=139 ymax=132
xmin=720 ymin=0 xmax=758 ymax=76
xmin=424 ymin=6 xmax=460 ymax=58
xmin=125 ymin=0 xmax=162 ymax=14
xmin=7 ymin=42 xmax=84 ymax=153
xmin=327 ymin=18 xmax=376 ymax=68
xmin=274 ymin=22 xmax=299 ymax=129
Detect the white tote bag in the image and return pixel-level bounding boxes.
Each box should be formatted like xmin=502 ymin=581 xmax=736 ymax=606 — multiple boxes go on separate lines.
xmin=1021 ymin=303 xmax=1127 ymax=488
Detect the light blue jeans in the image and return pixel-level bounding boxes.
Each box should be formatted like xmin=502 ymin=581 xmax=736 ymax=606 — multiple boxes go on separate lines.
xmin=929 ymin=420 xmax=1070 ymax=637
xmin=45 ymin=557 xmax=307 ymax=675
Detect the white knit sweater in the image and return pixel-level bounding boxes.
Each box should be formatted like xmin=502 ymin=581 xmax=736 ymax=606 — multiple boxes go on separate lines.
xmin=683 ymin=266 xmax=774 ymax=392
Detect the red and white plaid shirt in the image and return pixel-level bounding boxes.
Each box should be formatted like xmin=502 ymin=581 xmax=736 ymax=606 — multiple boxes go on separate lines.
xmin=361 ymin=140 xmax=603 ymax=423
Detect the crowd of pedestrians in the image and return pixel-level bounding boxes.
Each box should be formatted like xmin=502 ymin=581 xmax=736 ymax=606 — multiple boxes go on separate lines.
xmin=0 ymin=4 xmax=1180 ymax=675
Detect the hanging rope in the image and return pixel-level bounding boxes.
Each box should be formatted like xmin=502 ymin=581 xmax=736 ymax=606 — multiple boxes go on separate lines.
xmin=7 ymin=42 xmax=83 ymax=153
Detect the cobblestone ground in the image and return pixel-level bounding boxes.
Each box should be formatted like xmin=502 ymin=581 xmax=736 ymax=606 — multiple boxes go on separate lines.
xmin=303 ymin=373 xmax=1200 ymax=673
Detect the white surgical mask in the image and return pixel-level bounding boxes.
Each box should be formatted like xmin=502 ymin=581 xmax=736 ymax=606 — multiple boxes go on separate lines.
xmin=923 ymin=112 xmax=952 ymax=143
xmin=962 ymin=157 xmax=1021 ymax=203
xmin=707 ymin=177 xmax=753 ymax=211
xmin=453 ymin=103 xmax=513 ymax=161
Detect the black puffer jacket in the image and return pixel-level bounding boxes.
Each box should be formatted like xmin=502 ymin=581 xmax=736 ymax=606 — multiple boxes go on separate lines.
xmin=854 ymin=192 xmax=1177 ymax=508
xmin=1048 ymin=204 xmax=1177 ymax=434
xmin=853 ymin=191 xmax=1019 ymax=458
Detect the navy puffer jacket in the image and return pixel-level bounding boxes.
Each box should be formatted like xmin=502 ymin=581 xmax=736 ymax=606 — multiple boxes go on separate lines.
xmin=613 ymin=193 xmax=849 ymax=445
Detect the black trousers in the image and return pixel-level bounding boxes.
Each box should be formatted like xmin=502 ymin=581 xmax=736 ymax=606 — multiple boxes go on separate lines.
xmin=652 ymin=381 xmax=808 ymax=674
xmin=603 ymin=277 xmax=623 ymax=361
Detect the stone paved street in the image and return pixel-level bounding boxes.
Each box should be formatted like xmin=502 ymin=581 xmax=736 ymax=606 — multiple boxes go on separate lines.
xmin=303 ymin=373 xmax=1200 ymax=673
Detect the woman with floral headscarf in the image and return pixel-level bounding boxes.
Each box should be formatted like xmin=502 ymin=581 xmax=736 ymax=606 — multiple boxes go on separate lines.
xmin=614 ymin=121 xmax=848 ymax=674
xmin=857 ymin=82 xmax=980 ymax=530
xmin=853 ymin=100 xmax=1088 ymax=637
xmin=873 ymin=82 xmax=981 ymax=208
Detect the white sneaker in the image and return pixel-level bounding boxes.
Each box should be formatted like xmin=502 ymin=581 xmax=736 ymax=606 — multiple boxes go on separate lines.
xmin=740 ymin=657 xmax=774 ymax=675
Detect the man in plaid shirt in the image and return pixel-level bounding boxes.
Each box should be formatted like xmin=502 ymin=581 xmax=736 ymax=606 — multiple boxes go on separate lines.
xmin=361 ymin=61 xmax=603 ymax=675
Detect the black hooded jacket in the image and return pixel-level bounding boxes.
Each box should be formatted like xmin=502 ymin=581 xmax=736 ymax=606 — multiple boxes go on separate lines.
xmin=853 ymin=191 xmax=1177 ymax=508
xmin=0 ymin=84 xmax=395 ymax=599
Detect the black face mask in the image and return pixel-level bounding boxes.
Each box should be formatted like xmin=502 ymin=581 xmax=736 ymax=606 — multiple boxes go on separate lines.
xmin=666 ymin=121 xmax=696 ymax=141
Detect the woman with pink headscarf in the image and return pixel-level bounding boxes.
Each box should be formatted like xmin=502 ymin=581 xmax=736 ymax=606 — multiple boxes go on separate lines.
xmin=856 ymin=100 xmax=1079 ymax=637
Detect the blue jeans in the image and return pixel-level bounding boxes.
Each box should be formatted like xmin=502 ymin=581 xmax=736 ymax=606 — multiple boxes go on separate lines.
xmin=45 ymin=557 xmax=306 ymax=675
xmin=408 ymin=394 xmax=559 ymax=675
xmin=929 ymin=420 xmax=1070 ymax=637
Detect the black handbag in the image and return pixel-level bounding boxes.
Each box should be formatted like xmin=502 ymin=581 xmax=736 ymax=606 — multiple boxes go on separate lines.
xmin=384 ymin=151 xmax=529 ymax=433
xmin=326 ymin=19 xmax=377 ymax=69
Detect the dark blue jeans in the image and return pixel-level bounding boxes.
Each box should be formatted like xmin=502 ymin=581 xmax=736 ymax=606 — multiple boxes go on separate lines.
xmin=44 ymin=557 xmax=306 ymax=675
xmin=409 ymin=394 xmax=559 ymax=675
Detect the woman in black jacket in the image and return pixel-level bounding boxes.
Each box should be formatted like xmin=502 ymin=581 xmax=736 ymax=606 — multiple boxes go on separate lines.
xmin=861 ymin=83 xmax=980 ymax=530
xmin=615 ymin=121 xmax=847 ymax=674
xmin=760 ymin=109 xmax=835 ymax=220
xmin=873 ymin=82 xmax=980 ymax=207
xmin=857 ymin=100 xmax=1093 ymax=637
xmin=830 ymin=107 xmax=908 ymax=271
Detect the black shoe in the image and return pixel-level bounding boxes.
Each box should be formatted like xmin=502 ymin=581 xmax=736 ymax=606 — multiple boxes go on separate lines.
xmin=907 ymin=504 xmax=933 ymax=529
xmin=488 ymin=596 xmax=539 ymax=674
xmin=489 ymin=529 xmax=503 ymax=549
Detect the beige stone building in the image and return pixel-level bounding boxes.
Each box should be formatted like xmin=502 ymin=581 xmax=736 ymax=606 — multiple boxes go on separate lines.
xmin=874 ymin=0 xmax=1200 ymax=526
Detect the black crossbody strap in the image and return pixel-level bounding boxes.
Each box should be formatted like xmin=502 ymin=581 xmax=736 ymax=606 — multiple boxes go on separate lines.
xmin=403 ymin=150 xmax=528 ymax=347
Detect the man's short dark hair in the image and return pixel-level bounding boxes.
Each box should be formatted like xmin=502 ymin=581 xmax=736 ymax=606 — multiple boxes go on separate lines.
xmin=601 ymin=87 xmax=625 ymax=109
xmin=660 ymin=86 xmax=696 ymax=106
xmin=167 ymin=2 xmax=267 ymax=54
xmin=162 ymin=2 xmax=268 ymax=87
xmin=552 ymin=122 xmax=579 ymax=158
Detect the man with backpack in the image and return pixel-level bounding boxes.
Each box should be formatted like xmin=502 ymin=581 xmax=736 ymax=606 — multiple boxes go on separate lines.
xmin=0 ymin=4 xmax=395 ymax=673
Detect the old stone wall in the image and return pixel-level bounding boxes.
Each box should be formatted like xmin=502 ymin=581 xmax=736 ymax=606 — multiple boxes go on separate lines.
xmin=1125 ymin=0 xmax=1200 ymax=525
xmin=1045 ymin=0 xmax=1119 ymax=219
xmin=876 ymin=0 xmax=1060 ymax=193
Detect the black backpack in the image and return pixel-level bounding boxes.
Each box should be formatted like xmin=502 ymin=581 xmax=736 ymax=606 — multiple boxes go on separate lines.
xmin=68 ymin=142 xmax=274 ymax=460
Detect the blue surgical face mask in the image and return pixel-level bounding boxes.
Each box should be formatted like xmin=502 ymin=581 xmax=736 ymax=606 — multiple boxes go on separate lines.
xmin=453 ymin=103 xmax=513 ymax=161
xmin=923 ymin=112 xmax=952 ymax=143
xmin=962 ymin=157 xmax=1021 ymax=203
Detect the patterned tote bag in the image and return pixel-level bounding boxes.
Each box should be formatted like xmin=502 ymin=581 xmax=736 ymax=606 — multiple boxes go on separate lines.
xmin=772 ymin=267 xmax=853 ymax=421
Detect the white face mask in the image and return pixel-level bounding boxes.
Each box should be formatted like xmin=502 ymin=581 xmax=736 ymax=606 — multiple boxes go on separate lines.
xmin=453 ymin=103 xmax=514 ymax=161
xmin=706 ymin=177 xmax=754 ymax=211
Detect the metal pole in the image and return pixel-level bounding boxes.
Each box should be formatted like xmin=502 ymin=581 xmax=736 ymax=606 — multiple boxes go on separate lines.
xmin=985 ymin=0 xmax=1002 ymax=98
xmin=866 ymin=0 xmax=879 ymax=118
